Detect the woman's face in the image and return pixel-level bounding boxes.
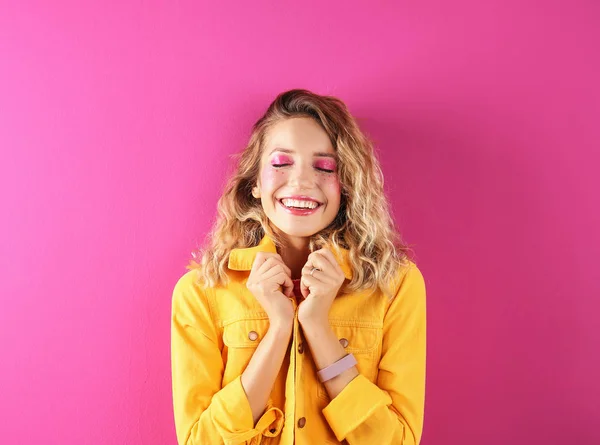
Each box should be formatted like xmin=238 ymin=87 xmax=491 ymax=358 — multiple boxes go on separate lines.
xmin=253 ymin=117 xmax=341 ymax=239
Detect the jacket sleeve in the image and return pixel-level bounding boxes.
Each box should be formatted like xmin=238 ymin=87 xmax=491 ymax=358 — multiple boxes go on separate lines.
xmin=171 ymin=271 xmax=284 ymax=445
xmin=321 ymin=262 xmax=427 ymax=444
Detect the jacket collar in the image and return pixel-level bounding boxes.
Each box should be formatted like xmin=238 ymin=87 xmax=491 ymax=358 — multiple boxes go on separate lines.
xmin=228 ymin=233 xmax=353 ymax=280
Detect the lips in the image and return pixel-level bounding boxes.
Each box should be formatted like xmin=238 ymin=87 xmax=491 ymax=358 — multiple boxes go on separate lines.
xmin=278 ymin=195 xmax=323 ymax=205
xmin=278 ymin=198 xmax=322 ymax=207
xmin=277 ymin=199 xmax=323 ymax=215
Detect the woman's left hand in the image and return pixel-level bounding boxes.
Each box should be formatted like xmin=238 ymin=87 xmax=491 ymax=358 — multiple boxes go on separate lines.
xmin=297 ymin=248 xmax=346 ymax=326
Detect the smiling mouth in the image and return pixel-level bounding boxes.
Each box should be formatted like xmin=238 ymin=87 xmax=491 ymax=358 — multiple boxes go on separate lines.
xmin=278 ymin=198 xmax=323 ymax=210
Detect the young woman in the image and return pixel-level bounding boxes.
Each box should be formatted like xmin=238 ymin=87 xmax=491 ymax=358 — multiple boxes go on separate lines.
xmin=171 ymin=89 xmax=426 ymax=445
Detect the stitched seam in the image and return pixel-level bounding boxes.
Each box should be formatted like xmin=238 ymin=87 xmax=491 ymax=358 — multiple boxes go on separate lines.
xmin=346 ymin=397 xmax=390 ymax=440
xmin=204 ymin=286 xmax=219 ymax=332
xmin=329 ymin=326 xmax=382 ymax=353
xmin=328 ymin=319 xmax=382 ymax=328
xmin=384 ymin=263 xmax=413 ymax=318
xmin=222 ymin=318 xmax=271 ymax=347
xmin=222 ymin=315 xmax=271 ymax=326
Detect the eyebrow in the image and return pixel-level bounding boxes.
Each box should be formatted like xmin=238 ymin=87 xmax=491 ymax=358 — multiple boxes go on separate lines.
xmin=269 ymin=148 xmax=337 ymax=159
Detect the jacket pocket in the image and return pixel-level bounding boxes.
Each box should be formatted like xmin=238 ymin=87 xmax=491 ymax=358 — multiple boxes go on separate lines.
xmin=317 ymin=322 xmax=382 ymax=401
xmin=221 ymin=317 xmax=271 ymax=386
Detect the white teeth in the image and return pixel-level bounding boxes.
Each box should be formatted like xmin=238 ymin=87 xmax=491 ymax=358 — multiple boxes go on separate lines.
xmin=281 ymin=198 xmax=319 ymax=209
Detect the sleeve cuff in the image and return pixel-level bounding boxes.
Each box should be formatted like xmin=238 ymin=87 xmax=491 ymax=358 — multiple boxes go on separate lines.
xmin=322 ymin=374 xmax=392 ymax=441
xmin=211 ymin=375 xmax=284 ymax=445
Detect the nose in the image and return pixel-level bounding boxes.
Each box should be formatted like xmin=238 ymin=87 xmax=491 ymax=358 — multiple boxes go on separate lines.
xmin=288 ymin=162 xmax=315 ymax=189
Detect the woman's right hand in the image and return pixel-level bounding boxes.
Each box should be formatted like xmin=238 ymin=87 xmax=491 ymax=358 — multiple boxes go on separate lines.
xmin=246 ymin=252 xmax=295 ymax=328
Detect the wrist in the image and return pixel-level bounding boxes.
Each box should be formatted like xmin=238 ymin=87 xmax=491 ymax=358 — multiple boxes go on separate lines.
xmin=298 ymin=314 xmax=328 ymax=330
xmin=268 ymin=320 xmax=293 ymax=337
xmin=299 ymin=318 xmax=332 ymax=347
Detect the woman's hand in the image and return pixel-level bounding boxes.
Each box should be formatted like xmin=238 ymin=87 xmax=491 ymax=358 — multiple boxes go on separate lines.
xmin=297 ymin=248 xmax=346 ymax=326
xmin=246 ymin=252 xmax=295 ymax=328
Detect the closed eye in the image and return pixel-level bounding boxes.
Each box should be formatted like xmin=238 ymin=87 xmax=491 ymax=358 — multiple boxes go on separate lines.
xmin=273 ymin=164 xmax=334 ymax=173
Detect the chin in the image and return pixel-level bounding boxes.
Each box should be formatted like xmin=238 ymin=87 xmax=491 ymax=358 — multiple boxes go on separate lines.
xmin=276 ymin=221 xmax=334 ymax=238
xmin=279 ymin=227 xmax=319 ymax=238
xmin=266 ymin=211 xmax=337 ymax=238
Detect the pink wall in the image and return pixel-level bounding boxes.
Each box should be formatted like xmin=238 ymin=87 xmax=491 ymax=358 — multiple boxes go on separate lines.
xmin=1 ymin=1 xmax=598 ymax=444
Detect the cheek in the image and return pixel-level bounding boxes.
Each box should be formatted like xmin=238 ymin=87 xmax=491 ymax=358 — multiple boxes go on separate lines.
xmin=319 ymin=175 xmax=341 ymax=199
xmin=260 ymin=168 xmax=286 ymax=190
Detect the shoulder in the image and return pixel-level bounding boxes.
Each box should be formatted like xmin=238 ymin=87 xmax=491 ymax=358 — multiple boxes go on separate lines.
xmin=390 ymin=259 xmax=426 ymax=304
xmin=172 ymin=269 xmax=214 ymax=311
xmin=402 ymin=260 xmax=425 ymax=286
xmin=173 ymin=268 xmax=202 ymax=293
xmin=171 ymin=269 xmax=222 ymax=337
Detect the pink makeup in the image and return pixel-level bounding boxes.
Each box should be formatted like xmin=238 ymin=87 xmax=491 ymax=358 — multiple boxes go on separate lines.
xmin=271 ymin=155 xmax=292 ymax=165
xmin=314 ymin=159 xmax=336 ymax=172
xmin=260 ymin=151 xmax=341 ymax=213
xmin=270 ymin=156 xmax=337 ymax=173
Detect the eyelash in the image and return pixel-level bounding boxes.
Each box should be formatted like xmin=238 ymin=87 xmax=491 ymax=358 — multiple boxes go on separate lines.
xmin=272 ymin=163 xmax=335 ymax=173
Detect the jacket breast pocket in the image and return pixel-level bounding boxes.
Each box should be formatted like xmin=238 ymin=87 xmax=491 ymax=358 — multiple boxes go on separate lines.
xmin=221 ymin=317 xmax=270 ymax=386
xmin=317 ymin=322 xmax=382 ymax=401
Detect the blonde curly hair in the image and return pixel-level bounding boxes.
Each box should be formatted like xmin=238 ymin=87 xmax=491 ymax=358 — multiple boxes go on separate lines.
xmin=188 ymin=89 xmax=415 ymax=300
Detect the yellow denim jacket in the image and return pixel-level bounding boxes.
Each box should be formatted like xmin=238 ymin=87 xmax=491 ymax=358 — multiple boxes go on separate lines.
xmin=171 ymin=234 xmax=426 ymax=445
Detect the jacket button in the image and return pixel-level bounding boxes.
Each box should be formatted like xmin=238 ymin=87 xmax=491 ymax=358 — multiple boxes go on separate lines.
xmin=339 ymin=338 xmax=349 ymax=348
xmin=297 ymin=417 xmax=306 ymax=428
xmin=298 ymin=342 xmax=304 ymax=354
xmin=248 ymin=331 xmax=258 ymax=341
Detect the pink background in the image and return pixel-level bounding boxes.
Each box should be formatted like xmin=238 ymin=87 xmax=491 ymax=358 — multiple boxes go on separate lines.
xmin=1 ymin=1 xmax=598 ymax=444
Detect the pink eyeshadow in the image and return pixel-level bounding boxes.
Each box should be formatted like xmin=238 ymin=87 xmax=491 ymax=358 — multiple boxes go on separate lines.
xmin=315 ymin=159 xmax=336 ymax=171
xmin=271 ymin=155 xmax=292 ymax=165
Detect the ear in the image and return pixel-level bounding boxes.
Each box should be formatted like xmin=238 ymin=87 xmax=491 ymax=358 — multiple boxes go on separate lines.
xmin=252 ymin=186 xmax=261 ymax=199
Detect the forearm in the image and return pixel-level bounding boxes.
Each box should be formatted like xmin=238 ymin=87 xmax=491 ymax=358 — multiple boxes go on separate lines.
xmin=300 ymin=319 xmax=359 ymax=399
xmin=241 ymin=321 xmax=293 ymax=424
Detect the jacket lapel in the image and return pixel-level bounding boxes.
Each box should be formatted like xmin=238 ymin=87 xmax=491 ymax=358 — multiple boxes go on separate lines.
xmin=228 ymin=234 xmax=353 ymax=280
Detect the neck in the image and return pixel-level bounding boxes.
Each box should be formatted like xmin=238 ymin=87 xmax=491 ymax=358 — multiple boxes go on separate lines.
xmin=276 ymin=234 xmax=311 ymax=280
